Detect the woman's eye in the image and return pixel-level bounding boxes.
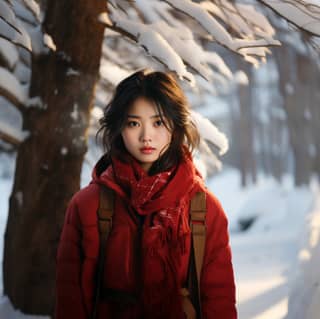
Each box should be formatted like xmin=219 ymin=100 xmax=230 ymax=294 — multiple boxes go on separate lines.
xmin=154 ymin=119 xmax=164 ymax=127
xmin=127 ymin=121 xmax=139 ymax=127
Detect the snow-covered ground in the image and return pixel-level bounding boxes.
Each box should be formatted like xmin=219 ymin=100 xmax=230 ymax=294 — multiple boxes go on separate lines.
xmin=208 ymin=168 xmax=315 ymax=319
xmin=0 ymin=155 xmax=318 ymax=319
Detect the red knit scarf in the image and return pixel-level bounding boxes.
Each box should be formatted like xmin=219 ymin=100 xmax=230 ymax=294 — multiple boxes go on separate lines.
xmin=97 ymin=153 xmax=204 ymax=318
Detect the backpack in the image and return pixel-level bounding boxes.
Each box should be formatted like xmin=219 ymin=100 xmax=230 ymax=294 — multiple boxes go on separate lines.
xmin=92 ymin=186 xmax=206 ymax=319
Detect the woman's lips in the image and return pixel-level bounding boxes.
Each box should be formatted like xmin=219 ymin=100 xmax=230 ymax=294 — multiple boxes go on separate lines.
xmin=140 ymin=147 xmax=155 ymax=154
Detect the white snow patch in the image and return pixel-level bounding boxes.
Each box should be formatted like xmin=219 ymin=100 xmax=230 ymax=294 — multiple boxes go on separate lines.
xmin=26 ymin=96 xmax=44 ymax=109
xmin=15 ymin=191 xmax=23 ymax=208
xmin=0 ymin=67 xmax=27 ymax=104
xmin=0 ymin=38 xmax=19 ymax=69
xmin=234 ymin=70 xmax=249 ymax=85
xmin=0 ymin=119 xmax=29 ymax=143
xmin=66 ymin=68 xmax=80 ymax=76
xmin=43 ymin=33 xmax=56 ymax=51
xmin=190 ymin=110 xmax=229 ymax=155
xmin=70 ymin=104 xmax=79 ymax=121
xmin=60 ymin=147 xmax=68 ymax=156
xmin=91 ymin=106 xmax=103 ymax=120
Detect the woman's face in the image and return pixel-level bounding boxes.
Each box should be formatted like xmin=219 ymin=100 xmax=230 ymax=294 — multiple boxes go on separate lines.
xmin=121 ymin=97 xmax=172 ymax=172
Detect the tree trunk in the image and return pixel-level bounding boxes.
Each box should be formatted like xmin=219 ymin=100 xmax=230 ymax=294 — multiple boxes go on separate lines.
xmin=3 ymin=0 xmax=105 ymax=315
xmin=237 ymin=60 xmax=256 ymax=187
xmin=274 ymin=46 xmax=313 ymax=186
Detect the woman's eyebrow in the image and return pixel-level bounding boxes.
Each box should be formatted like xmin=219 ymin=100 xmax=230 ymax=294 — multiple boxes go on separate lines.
xmin=127 ymin=114 xmax=140 ymax=118
xmin=127 ymin=114 xmax=161 ymax=119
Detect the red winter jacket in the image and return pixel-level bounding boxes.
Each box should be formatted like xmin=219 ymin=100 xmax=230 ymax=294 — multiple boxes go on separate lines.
xmin=55 ymin=161 xmax=237 ymax=319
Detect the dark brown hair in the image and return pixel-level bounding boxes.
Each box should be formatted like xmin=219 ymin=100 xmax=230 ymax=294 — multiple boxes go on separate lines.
xmin=96 ymin=69 xmax=199 ymax=175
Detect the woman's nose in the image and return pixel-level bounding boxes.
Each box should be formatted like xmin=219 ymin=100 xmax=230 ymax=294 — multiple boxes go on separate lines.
xmin=140 ymin=126 xmax=152 ymax=142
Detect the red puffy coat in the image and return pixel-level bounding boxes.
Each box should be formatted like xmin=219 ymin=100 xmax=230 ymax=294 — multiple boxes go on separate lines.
xmin=55 ymin=155 xmax=237 ymax=319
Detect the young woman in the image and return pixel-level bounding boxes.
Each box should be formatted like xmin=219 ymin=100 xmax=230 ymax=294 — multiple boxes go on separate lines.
xmin=55 ymin=70 xmax=237 ymax=319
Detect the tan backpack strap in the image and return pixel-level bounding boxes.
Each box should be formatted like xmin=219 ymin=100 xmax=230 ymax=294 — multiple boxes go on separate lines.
xmin=186 ymin=191 xmax=206 ymax=319
xmin=190 ymin=191 xmax=207 ymax=288
xmin=92 ymin=186 xmax=114 ymax=319
xmin=98 ymin=186 xmax=114 ymax=241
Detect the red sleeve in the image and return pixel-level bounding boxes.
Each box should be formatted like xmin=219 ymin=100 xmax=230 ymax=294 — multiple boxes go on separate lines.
xmin=200 ymin=191 xmax=237 ymax=319
xmin=55 ymin=196 xmax=87 ymax=319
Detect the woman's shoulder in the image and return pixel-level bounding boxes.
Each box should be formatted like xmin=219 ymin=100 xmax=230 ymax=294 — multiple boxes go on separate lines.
xmin=201 ymin=188 xmax=228 ymax=224
xmin=68 ymin=183 xmax=101 ymax=220
xmin=203 ymin=188 xmax=223 ymax=209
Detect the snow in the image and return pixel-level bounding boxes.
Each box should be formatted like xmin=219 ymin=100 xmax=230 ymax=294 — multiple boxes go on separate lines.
xmin=233 ymin=71 xmax=249 ymax=86
xmin=28 ymin=25 xmax=47 ymax=55
xmin=70 ymin=103 xmax=79 ymax=122
xmin=0 ymin=95 xmax=23 ymax=126
xmin=21 ymin=0 xmax=41 ymax=22
xmin=260 ymin=0 xmax=320 ymax=36
xmin=11 ymin=0 xmax=37 ymax=26
xmin=201 ymin=1 xmax=275 ymax=38
xmin=25 ymin=96 xmax=44 ymax=109
xmin=101 ymin=8 xmax=199 ymax=83
xmin=103 ymin=6 xmax=195 ymax=84
xmin=0 ymin=38 xmax=19 ymax=70
xmin=165 ymin=0 xmax=280 ymax=53
xmin=66 ymin=68 xmax=80 ymax=76
xmin=208 ymin=169 xmax=315 ymax=319
xmin=166 ymin=0 xmax=234 ymax=48
xmin=0 ymin=1 xmax=17 ymax=28
xmin=191 ymin=95 xmax=229 ymax=119
xmin=0 ymin=151 xmax=319 ymax=318
xmin=14 ymin=191 xmax=23 ymax=208
xmin=99 ymin=61 xmax=131 ymax=86
xmin=190 ymin=110 xmax=229 ymax=155
xmin=285 ymin=83 xmax=295 ymax=95
xmin=150 ymin=20 xmax=232 ymax=82
xmin=0 ymin=119 xmax=29 ymax=143
xmin=43 ymin=33 xmax=56 ymax=52
xmin=0 ymin=13 xmax=32 ymax=51
xmin=90 ymin=106 xmax=103 ymax=120
xmin=60 ymin=147 xmax=68 ymax=156
xmin=14 ymin=62 xmax=31 ymax=84
xmin=286 ymin=181 xmax=320 ymax=319
xmin=0 ymin=67 xmax=27 ymax=105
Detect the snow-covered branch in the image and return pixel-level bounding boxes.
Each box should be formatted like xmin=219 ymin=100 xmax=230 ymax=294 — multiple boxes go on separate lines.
xmin=99 ymin=10 xmax=196 ymax=83
xmin=0 ymin=119 xmax=29 ymax=146
xmin=0 ymin=0 xmax=32 ymax=51
xmin=259 ymin=0 xmax=320 ymax=37
xmin=164 ymin=0 xmax=280 ymax=50
xmin=0 ymin=67 xmax=27 ymax=111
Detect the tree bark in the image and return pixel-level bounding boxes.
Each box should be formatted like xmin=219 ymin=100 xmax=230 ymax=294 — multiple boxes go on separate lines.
xmin=274 ymin=46 xmax=313 ymax=186
xmin=3 ymin=0 xmax=105 ymax=315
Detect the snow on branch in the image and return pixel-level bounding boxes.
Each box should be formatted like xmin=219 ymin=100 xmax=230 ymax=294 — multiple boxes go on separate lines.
xmin=190 ymin=110 xmax=229 ymax=155
xmin=136 ymin=0 xmax=234 ymax=82
xmin=0 ymin=38 xmax=19 ymax=70
xmin=0 ymin=67 xmax=27 ymax=109
xmin=149 ymin=20 xmax=232 ymax=81
xmin=12 ymin=0 xmax=38 ymax=26
xmin=99 ymin=60 xmax=132 ymax=87
xmin=0 ymin=0 xmax=20 ymax=33
xmin=0 ymin=118 xmax=29 ymax=146
xmin=99 ymin=9 xmax=196 ymax=84
xmin=0 ymin=0 xmax=32 ymax=51
xmin=259 ymin=0 xmax=320 ymax=37
xmin=100 ymin=2 xmax=236 ymax=84
xmin=100 ymin=0 xmax=285 ymax=84
xmin=164 ymin=0 xmax=280 ymax=51
xmin=201 ymin=1 xmax=275 ymax=39
xmin=21 ymin=0 xmax=41 ymax=23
